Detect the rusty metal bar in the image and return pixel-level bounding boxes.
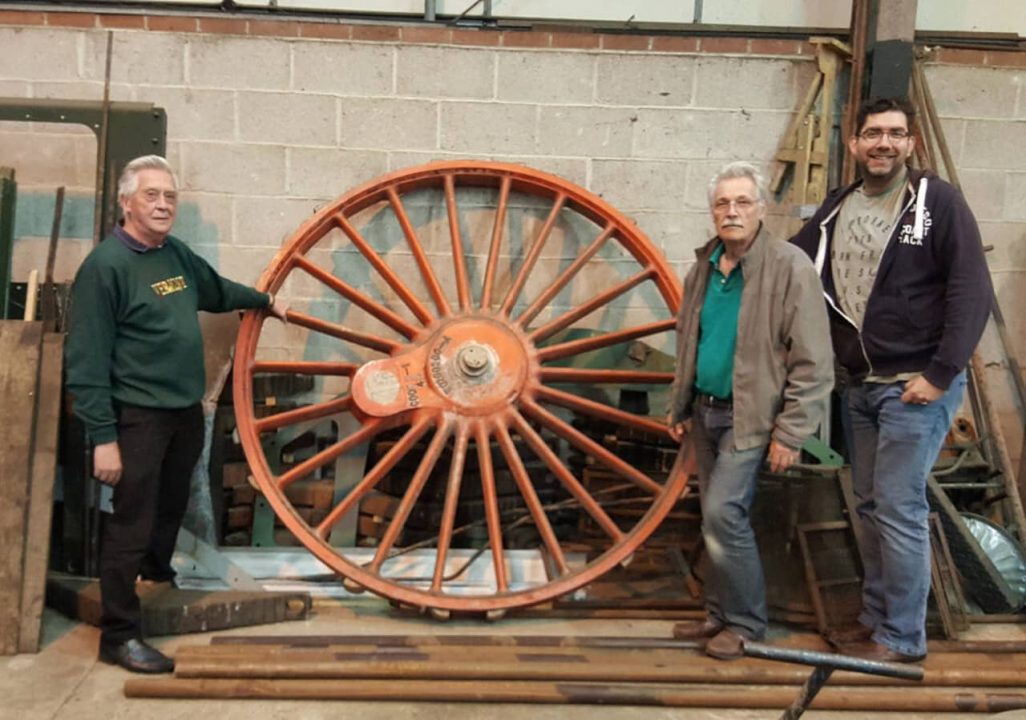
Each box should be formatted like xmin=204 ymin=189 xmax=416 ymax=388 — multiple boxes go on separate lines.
xmin=124 ymin=677 xmax=1026 ymax=711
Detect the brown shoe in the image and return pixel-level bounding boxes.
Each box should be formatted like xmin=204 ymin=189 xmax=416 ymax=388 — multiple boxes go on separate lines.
xmin=671 ymin=618 xmax=724 ymax=640
xmin=824 ymin=622 xmax=873 ymax=647
xmin=844 ymin=640 xmax=925 ymax=664
xmin=705 ymin=628 xmax=745 ymax=660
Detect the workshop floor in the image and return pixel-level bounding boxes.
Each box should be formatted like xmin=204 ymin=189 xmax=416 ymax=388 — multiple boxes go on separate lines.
xmin=3 ymin=598 xmax=1026 ymax=720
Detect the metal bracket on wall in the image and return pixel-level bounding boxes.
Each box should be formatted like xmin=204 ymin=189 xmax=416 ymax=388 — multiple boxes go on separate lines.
xmin=0 ymin=99 xmax=167 ymax=242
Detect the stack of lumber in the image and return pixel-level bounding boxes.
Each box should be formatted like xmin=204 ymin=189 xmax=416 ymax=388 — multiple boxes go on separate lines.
xmin=125 ymin=633 xmax=1026 ymax=712
xmin=0 ymin=321 xmax=64 ymax=654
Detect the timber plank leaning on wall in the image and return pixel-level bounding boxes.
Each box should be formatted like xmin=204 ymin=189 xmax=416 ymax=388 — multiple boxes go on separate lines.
xmin=0 ymin=321 xmax=63 ymax=654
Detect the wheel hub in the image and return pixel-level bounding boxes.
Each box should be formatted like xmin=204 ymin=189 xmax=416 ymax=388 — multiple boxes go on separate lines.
xmin=351 ymin=315 xmax=532 ymax=417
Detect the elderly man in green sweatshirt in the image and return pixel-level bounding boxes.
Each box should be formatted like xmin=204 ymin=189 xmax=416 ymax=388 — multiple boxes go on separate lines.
xmin=65 ymin=155 xmax=286 ymax=673
xmin=668 ymin=161 xmax=833 ymax=659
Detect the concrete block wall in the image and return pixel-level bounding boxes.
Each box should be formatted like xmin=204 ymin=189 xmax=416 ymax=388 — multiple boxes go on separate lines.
xmin=0 ymin=9 xmax=1024 ymax=459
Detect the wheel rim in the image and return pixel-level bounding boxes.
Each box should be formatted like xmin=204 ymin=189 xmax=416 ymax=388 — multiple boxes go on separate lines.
xmin=233 ymin=160 xmax=689 ymax=612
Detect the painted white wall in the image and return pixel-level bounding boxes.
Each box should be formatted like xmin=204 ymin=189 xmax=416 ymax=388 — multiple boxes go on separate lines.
xmin=107 ymin=0 xmax=1026 ymax=35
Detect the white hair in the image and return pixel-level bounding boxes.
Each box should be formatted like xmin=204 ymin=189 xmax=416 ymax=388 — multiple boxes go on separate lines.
xmin=707 ymin=161 xmax=768 ymax=206
xmin=117 ymin=155 xmax=178 ymax=199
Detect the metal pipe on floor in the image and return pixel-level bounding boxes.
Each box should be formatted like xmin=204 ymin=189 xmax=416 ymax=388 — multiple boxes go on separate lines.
xmin=123 ymin=677 xmax=1026 ymax=712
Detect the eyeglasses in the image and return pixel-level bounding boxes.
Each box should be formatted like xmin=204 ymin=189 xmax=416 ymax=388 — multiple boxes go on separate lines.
xmin=858 ymin=128 xmax=911 ymax=142
xmin=712 ymin=197 xmax=759 ymax=213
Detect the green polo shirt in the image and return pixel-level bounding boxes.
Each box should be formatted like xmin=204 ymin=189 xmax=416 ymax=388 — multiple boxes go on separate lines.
xmin=695 ymin=242 xmax=743 ymax=400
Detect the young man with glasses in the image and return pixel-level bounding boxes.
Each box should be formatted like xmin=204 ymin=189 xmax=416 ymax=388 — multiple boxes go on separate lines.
xmin=667 ymin=161 xmax=833 ymax=659
xmin=791 ymin=97 xmax=992 ymax=663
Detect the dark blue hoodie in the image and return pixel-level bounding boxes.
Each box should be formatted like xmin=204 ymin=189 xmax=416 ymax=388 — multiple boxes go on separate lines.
xmin=790 ymin=169 xmax=991 ymax=390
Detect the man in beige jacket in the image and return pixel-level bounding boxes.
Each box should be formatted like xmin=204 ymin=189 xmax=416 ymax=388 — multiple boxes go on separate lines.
xmin=668 ymin=161 xmax=833 ymax=659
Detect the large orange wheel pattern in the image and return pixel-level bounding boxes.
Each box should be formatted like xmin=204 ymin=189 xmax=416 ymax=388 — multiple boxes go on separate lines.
xmin=233 ymin=161 xmax=690 ymax=614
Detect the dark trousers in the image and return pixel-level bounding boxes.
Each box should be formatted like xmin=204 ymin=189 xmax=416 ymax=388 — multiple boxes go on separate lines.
xmin=99 ymin=404 xmax=204 ymax=646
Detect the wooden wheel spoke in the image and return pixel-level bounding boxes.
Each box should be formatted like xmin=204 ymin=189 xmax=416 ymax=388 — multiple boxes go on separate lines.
xmin=535 ymin=385 xmax=667 ymax=437
xmin=499 ymin=194 xmax=566 ymax=317
xmin=474 ymin=422 xmax=509 ymax=592
xmin=252 ymin=361 xmax=359 ymax=377
xmin=315 ymin=414 xmax=435 ymax=540
xmin=508 ymin=411 xmax=624 ymax=542
xmin=494 ymin=423 xmax=568 ymax=575
xmin=520 ymin=399 xmax=663 ymax=496
xmin=286 ymin=311 xmax=401 ymax=355
xmin=293 ymin=255 xmax=419 ymax=339
xmin=536 ymin=319 xmax=675 ymax=364
xmin=480 ymin=175 xmax=511 ymax=310
xmin=370 ymin=419 xmax=454 ymax=573
xmin=529 ymin=268 xmax=656 ymax=345
xmin=539 ymin=368 xmax=674 ymax=385
xmin=335 ymin=213 xmax=434 ymax=326
xmin=276 ymin=415 xmax=384 ymax=490
xmin=432 ymin=425 xmax=471 ymax=592
xmin=386 ymin=187 xmax=451 ymax=318
xmin=255 ymin=395 xmax=354 ymax=434
xmin=444 ymin=174 xmax=472 ymax=311
xmin=515 ymin=223 xmax=615 ymax=329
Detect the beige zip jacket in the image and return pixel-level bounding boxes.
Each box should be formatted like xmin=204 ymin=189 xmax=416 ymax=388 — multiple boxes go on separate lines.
xmin=668 ymin=225 xmax=834 ymax=451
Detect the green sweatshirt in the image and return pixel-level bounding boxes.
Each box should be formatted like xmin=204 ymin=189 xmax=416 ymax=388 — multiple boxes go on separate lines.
xmin=65 ymin=231 xmax=270 ymax=444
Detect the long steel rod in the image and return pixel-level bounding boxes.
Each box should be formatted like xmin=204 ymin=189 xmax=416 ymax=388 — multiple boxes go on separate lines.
xmin=124 ymin=678 xmax=1026 ymax=711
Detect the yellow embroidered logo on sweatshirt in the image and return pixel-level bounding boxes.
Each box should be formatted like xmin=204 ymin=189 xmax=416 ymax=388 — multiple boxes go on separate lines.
xmin=151 ymin=275 xmax=188 ymax=297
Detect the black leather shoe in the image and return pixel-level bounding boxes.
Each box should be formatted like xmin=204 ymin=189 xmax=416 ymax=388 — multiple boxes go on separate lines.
xmin=99 ymin=638 xmax=174 ymax=674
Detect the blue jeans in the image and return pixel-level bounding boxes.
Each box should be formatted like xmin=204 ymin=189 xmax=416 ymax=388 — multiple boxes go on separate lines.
xmin=841 ymin=371 xmax=966 ymax=657
xmin=691 ymin=403 xmax=768 ymax=640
